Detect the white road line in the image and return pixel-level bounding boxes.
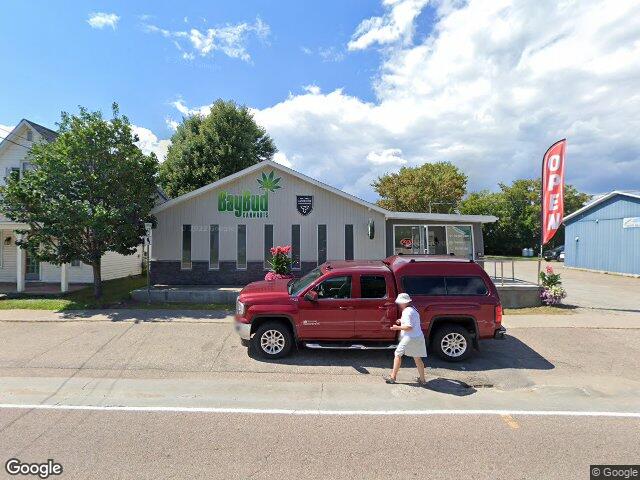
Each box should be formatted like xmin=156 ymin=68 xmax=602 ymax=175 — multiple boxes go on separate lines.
xmin=0 ymin=404 xmax=639 ymax=418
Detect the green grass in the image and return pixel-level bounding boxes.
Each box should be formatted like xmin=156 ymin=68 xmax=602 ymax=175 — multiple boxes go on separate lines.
xmin=0 ymin=275 xmax=233 ymax=312
xmin=484 ymin=255 xmax=540 ymax=261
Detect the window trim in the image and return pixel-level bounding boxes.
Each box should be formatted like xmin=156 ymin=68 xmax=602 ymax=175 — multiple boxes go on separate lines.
xmin=236 ymin=224 xmax=247 ymax=270
xmin=209 ymin=224 xmax=220 ymax=270
xmin=181 ymin=224 xmax=192 ymax=270
xmin=344 ymin=224 xmax=354 ymax=261
xmin=392 ymin=223 xmax=475 ymax=260
xmin=316 ymin=224 xmax=328 ymax=266
xmin=263 ymin=224 xmax=273 ymax=271
xmin=291 ymin=224 xmax=301 ymax=270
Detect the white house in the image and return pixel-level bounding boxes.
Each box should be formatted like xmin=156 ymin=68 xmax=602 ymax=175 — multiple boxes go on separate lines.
xmin=0 ymin=119 xmax=143 ymax=292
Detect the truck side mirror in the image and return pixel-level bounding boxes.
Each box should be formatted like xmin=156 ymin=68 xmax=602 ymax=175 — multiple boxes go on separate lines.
xmin=304 ymin=290 xmax=318 ymax=302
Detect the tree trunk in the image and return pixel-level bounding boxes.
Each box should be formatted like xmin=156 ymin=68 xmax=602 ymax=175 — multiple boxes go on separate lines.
xmin=92 ymin=259 xmax=102 ymax=299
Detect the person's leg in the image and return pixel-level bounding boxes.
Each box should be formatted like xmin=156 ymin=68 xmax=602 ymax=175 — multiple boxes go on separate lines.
xmin=390 ymin=355 xmax=402 ymax=380
xmin=414 ymin=357 xmax=426 ymax=383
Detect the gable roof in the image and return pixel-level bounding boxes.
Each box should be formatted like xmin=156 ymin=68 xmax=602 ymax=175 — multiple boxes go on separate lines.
xmin=564 ymin=190 xmax=640 ymax=223
xmin=0 ymin=119 xmax=58 ymax=153
xmin=151 ymin=160 xmax=497 ymax=223
xmin=152 ymin=160 xmax=388 ymax=215
xmin=23 ymin=119 xmax=58 ymax=143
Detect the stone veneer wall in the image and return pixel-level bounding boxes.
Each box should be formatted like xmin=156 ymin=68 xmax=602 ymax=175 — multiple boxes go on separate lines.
xmin=150 ymin=260 xmax=318 ymax=286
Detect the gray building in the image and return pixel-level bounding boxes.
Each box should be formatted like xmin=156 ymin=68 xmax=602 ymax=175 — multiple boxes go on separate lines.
xmin=564 ymin=191 xmax=640 ymax=276
xmin=149 ymin=160 xmax=496 ymax=285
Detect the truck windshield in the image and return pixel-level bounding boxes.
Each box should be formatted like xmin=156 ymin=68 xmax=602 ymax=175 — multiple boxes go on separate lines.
xmin=288 ymin=267 xmax=323 ymax=295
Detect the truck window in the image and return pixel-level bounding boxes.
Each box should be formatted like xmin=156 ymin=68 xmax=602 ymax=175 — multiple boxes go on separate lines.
xmin=402 ymin=276 xmax=446 ymax=296
xmin=315 ymin=276 xmax=352 ymax=299
xmin=445 ymin=276 xmax=488 ymax=295
xmin=360 ymin=275 xmax=387 ymax=298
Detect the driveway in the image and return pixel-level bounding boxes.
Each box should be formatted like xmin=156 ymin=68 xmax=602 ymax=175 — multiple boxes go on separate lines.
xmin=486 ymin=259 xmax=640 ymax=313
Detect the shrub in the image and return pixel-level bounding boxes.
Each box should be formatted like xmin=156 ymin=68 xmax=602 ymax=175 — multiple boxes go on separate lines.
xmin=266 ymin=245 xmax=292 ymax=279
xmin=539 ymin=266 xmax=567 ymax=305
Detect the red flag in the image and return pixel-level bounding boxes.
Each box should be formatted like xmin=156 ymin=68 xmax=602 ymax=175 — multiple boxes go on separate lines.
xmin=541 ymin=139 xmax=567 ymax=245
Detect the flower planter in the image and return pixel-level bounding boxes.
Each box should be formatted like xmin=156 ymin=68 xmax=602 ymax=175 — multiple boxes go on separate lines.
xmin=265 ymin=272 xmax=294 ymax=281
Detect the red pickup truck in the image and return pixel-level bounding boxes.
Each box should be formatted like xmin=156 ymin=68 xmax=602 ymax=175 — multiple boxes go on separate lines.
xmin=234 ymin=255 xmax=505 ymax=362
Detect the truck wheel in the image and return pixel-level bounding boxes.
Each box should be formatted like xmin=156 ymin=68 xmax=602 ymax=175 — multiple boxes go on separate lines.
xmin=252 ymin=322 xmax=293 ymax=359
xmin=432 ymin=324 xmax=472 ymax=362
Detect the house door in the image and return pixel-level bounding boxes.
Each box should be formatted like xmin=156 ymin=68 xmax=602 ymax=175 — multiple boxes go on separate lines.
xmin=25 ymin=252 xmax=40 ymax=281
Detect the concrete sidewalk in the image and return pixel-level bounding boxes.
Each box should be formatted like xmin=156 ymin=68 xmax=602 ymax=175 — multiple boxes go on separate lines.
xmin=0 ymin=308 xmax=233 ymax=323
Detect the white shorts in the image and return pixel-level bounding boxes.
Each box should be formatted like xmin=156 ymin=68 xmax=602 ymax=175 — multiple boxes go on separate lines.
xmin=395 ymin=335 xmax=427 ymax=358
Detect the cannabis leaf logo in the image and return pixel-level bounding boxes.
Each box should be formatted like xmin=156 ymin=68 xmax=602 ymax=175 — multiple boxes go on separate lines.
xmin=257 ymin=170 xmax=281 ymax=193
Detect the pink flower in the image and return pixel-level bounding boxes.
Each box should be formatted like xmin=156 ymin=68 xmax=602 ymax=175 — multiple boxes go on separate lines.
xmin=546 ymin=266 xmax=554 ymax=274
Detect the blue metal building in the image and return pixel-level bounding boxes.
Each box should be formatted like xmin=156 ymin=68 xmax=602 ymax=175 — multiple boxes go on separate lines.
xmin=564 ymin=191 xmax=640 ymax=275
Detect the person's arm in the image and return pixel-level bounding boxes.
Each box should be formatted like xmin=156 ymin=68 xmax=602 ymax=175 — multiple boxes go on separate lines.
xmin=390 ymin=310 xmax=414 ymax=331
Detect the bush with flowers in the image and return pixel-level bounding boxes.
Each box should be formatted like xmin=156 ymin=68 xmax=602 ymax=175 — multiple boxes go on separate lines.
xmin=265 ymin=245 xmax=294 ymax=281
xmin=539 ymin=265 xmax=567 ymax=305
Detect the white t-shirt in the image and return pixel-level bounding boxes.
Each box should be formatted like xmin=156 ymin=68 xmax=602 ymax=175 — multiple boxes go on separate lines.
xmin=400 ymin=306 xmax=424 ymax=339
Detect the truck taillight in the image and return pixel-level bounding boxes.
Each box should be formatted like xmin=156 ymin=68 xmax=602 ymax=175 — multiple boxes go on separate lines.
xmin=495 ymin=304 xmax=503 ymax=324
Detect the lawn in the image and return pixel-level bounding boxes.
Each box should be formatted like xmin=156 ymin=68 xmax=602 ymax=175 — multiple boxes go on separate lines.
xmin=0 ymin=275 xmax=233 ymax=311
xmin=503 ymin=305 xmax=576 ymax=315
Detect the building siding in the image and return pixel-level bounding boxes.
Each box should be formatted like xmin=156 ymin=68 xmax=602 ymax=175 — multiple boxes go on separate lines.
xmin=565 ymin=195 xmax=640 ymax=275
xmin=152 ymin=167 xmax=387 ymax=266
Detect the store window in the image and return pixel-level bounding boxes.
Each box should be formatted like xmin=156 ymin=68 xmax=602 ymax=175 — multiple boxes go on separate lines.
xmin=344 ymin=224 xmax=354 ymax=260
xmin=264 ymin=224 xmax=273 ymax=269
xmin=291 ymin=225 xmax=301 ymax=270
xmin=237 ymin=225 xmax=247 ymax=269
xmin=181 ymin=225 xmax=192 ymax=270
xmin=209 ymin=225 xmax=219 ymax=270
xmin=394 ymin=225 xmax=422 ymax=254
xmin=426 ymin=226 xmax=447 ymax=255
xmin=317 ymin=225 xmax=327 ymax=265
xmin=446 ymin=225 xmax=473 ymax=258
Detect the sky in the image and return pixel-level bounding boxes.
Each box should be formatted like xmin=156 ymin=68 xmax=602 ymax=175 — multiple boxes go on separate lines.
xmin=1 ymin=0 xmax=639 ymax=202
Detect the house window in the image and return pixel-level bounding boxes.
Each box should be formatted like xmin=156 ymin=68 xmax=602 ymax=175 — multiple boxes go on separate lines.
xmin=209 ymin=225 xmax=219 ymax=270
xmin=71 ymin=260 xmax=81 ymax=267
xmin=237 ymin=225 xmax=247 ymax=270
xmin=317 ymin=225 xmax=327 ymax=265
xmin=344 ymin=224 xmax=354 ymax=260
xmin=291 ymin=225 xmax=301 ymax=270
xmin=264 ymin=224 xmax=273 ymax=270
xmin=26 ymin=130 xmax=33 ymax=142
xmin=181 ymin=225 xmax=192 ymax=270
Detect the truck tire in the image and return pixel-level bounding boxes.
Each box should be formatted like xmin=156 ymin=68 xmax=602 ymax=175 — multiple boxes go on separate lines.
xmin=251 ymin=321 xmax=293 ymax=359
xmin=432 ymin=324 xmax=472 ymax=362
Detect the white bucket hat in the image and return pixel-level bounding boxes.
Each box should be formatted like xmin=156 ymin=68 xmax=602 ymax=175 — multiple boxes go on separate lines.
xmin=395 ymin=293 xmax=412 ymax=304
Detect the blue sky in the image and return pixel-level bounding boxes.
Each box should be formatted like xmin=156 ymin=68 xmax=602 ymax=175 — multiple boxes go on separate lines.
xmin=0 ymin=0 xmax=389 ymax=134
xmin=2 ymin=0 xmax=639 ymax=201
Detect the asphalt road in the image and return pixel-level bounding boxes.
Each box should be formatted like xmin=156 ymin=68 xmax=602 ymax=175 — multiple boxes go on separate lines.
xmin=0 ymin=310 xmax=639 ymax=479
xmin=1 ymin=409 xmax=638 ymax=480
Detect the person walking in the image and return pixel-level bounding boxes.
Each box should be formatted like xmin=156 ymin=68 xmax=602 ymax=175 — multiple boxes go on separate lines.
xmin=384 ymin=293 xmax=427 ymax=385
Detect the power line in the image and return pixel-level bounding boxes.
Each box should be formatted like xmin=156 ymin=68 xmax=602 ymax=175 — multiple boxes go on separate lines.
xmin=0 ymin=125 xmax=34 ymax=144
xmin=0 ymin=134 xmax=31 ymax=150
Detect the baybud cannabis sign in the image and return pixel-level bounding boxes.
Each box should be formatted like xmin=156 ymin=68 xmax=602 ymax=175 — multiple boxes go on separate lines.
xmin=218 ymin=170 xmax=282 ymax=218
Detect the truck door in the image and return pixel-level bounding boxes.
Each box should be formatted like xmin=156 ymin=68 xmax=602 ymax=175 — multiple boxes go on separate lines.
xmin=353 ymin=273 xmax=398 ymax=340
xmin=298 ymin=275 xmax=355 ymax=339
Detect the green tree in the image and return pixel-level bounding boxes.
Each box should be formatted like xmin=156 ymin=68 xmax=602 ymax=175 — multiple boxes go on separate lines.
xmin=460 ymin=179 xmax=591 ymax=255
xmin=0 ymin=104 xmax=158 ymax=298
xmin=159 ymin=100 xmax=277 ymax=197
xmin=372 ymin=162 xmax=468 ymax=213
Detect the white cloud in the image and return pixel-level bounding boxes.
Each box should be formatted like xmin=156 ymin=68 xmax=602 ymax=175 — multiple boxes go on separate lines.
xmin=165 ymin=0 xmax=640 ymax=199
xmin=132 ymin=126 xmax=171 ymax=161
xmin=87 ymin=12 xmax=120 ymax=30
xmin=348 ymin=0 xmax=429 ymax=51
xmin=144 ymin=17 xmax=270 ymax=62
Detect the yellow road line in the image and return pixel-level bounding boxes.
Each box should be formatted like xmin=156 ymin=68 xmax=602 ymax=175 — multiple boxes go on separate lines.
xmin=501 ymin=414 xmax=520 ymax=429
